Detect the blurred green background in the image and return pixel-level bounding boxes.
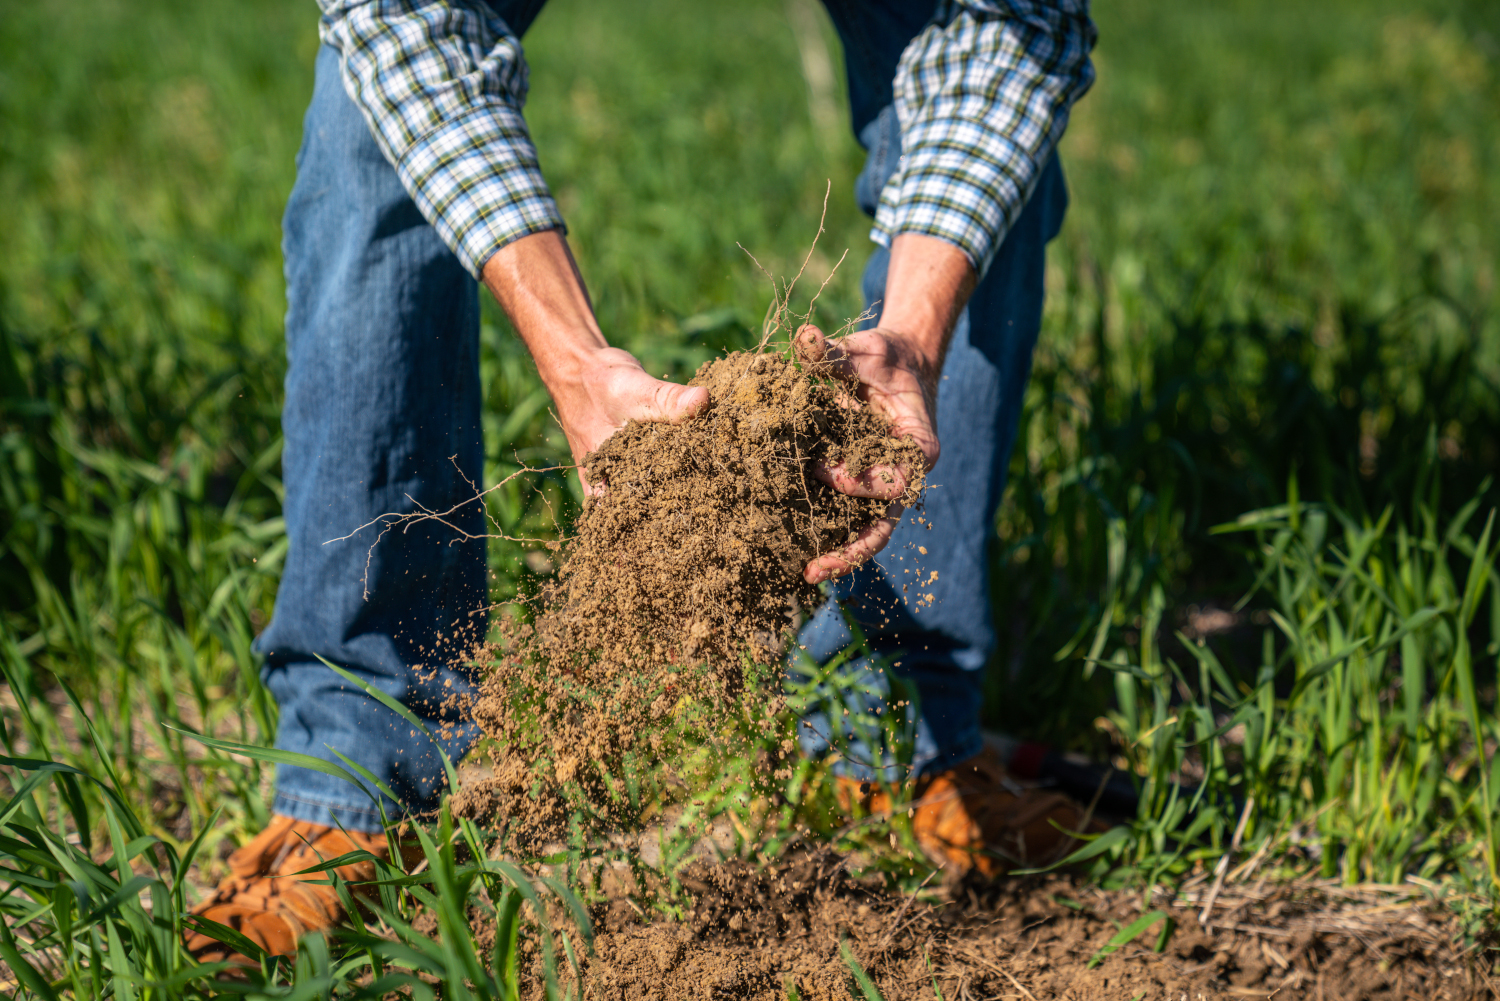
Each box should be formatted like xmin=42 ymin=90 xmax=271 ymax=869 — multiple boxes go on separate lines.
xmin=1 ymin=0 xmax=1497 ymax=840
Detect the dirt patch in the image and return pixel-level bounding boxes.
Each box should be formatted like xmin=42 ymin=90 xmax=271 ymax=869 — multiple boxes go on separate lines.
xmin=455 ymin=349 xmax=925 ymax=847
xmin=577 ymin=858 xmax=1490 ymax=1001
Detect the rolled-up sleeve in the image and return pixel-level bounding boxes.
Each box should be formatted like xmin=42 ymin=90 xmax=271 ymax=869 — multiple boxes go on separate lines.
xmin=317 ymin=0 xmax=565 ymax=277
xmin=873 ymin=0 xmax=1096 ymax=278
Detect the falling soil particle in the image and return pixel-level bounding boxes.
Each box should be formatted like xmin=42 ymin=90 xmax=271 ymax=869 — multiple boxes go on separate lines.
xmin=568 ymin=857 xmax=1490 ymax=1001
xmin=455 ymin=349 xmax=925 ymax=847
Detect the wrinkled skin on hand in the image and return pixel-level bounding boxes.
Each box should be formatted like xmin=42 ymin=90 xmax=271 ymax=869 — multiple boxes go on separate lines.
xmin=794 ymin=322 xmax=940 ymax=584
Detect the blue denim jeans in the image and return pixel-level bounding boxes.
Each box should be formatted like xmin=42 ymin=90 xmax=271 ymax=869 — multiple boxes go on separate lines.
xmin=259 ymin=8 xmax=1064 ymax=829
xmin=254 ymin=45 xmax=489 ymax=831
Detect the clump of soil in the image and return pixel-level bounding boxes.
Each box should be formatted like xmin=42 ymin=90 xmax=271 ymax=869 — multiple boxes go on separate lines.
xmin=455 ymin=349 xmax=925 ymax=845
xmin=562 ymin=349 xmax=921 ymax=666
xmin=575 ymin=858 xmax=1487 ymax=1001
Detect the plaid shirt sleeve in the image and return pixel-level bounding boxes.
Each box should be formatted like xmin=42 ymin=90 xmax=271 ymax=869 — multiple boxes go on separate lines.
xmin=316 ymin=0 xmax=564 ymax=277
xmin=872 ymin=0 xmax=1097 ymax=278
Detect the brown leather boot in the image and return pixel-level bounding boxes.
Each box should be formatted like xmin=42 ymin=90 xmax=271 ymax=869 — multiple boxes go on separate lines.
xmin=837 ymin=747 xmax=1106 ymax=877
xmin=185 ymin=815 xmax=406 ymax=963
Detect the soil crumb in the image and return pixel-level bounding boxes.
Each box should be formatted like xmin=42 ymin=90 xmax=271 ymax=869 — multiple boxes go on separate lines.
xmin=573 ymin=858 xmax=1488 ymax=1001
xmin=456 ymin=349 xmax=925 ymax=845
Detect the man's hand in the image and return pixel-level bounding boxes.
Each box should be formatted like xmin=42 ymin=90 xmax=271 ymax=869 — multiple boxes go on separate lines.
xmin=795 ymin=323 xmax=937 ymax=584
xmin=482 ymin=230 xmax=706 ymax=493
xmin=541 ymin=344 xmax=707 ymax=492
xmin=799 ymin=232 xmax=977 ymax=585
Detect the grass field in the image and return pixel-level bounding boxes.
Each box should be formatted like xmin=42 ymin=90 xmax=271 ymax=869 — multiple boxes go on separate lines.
xmin=2 ymin=0 xmax=1500 ymax=994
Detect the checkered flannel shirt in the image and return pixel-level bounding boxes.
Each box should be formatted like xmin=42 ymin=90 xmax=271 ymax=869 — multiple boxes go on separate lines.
xmin=317 ymin=0 xmax=1096 ymax=280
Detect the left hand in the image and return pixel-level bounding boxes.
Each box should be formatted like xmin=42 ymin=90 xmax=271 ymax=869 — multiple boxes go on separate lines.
xmin=795 ymin=322 xmax=941 ymax=584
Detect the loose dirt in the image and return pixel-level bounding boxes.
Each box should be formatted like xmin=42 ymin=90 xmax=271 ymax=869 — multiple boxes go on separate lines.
xmin=443 ymin=347 xmax=1489 ymax=1000
xmin=454 ymin=348 xmax=925 ymax=847
xmin=575 ymin=856 xmax=1490 ymax=1001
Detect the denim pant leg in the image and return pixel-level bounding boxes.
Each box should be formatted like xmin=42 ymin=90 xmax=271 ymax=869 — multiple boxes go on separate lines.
xmin=252 ymin=45 xmax=488 ymax=832
xmin=796 ymin=155 xmax=1068 ymax=781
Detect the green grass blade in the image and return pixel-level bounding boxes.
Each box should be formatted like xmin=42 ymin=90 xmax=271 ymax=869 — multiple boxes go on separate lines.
xmin=840 ymin=937 xmax=883 ymax=1001
xmin=1010 ymin=825 xmax=1130 ymax=875
xmin=492 ymin=887 xmax=524 ymax=1000
xmin=318 ymin=658 xmax=463 ymax=800
xmin=78 ymin=873 xmax=155 ymax=926
xmin=325 ymin=744 xmax=404 ymax=811
xmin=168 ymin=726 xmax=379 ymax=808
xmin=284 ymin=849 xmax=381 ymax=877
xmin=0 ymin=756 xmax=142 ymax=841
xmin=0 ymin=912 xmax=61 ymax=1001
xmin=536 ymin=872 xmax=596 ymax=952
xmin=1087 ymin=910 xmax=1169 ymax=969
xmin=179 ymin=914 xmax=272 ymax=966
xmin=923 ymin=947 xmax=944 ymax=1001
xmin=104 ymin=918 xmax=138 ymax=1001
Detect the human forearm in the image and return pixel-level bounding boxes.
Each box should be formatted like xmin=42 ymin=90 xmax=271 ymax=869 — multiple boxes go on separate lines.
xmin=878 ymin=233 xmax=979 ymax=391
xmin=481 ymin=230 xmax=707 ymax=486
xmin=482 ymin=227 xmax=607 ymax=385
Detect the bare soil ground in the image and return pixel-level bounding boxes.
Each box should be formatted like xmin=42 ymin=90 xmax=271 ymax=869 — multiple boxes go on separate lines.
xmin=577 ymin=855 xmax=1492 ymax=1001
